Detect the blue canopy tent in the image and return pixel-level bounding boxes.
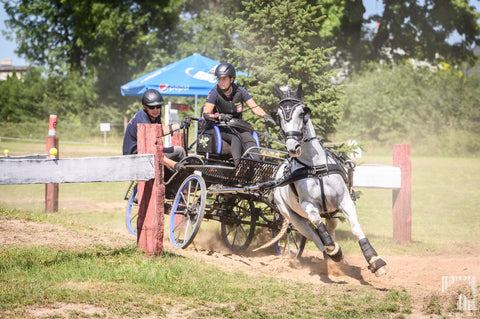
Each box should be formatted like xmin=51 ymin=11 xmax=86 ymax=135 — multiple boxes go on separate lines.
xmin=121 ymin=53 xmax=221 ymax=98
xmin=120 ymin=53 xmax=248 ymax=139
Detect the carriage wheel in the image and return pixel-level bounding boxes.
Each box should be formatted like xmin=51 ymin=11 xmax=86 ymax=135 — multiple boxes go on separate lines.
xmin=273 ymin=213 xmax=306 ymax=258
xmin=169 ymin=174 xmax=206 ymax=249
xmin=220 ymin=198 xmax=257 ymax=252
xmin=125 ymin=182 xmax=138 ymax=236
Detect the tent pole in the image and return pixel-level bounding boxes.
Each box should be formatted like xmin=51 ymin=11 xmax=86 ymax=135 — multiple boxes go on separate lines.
xmin=194 ymin=94 xmax=198 ymax=153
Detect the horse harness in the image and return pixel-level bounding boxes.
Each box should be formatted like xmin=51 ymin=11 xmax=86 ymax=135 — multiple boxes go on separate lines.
xmin=286 ymin=160 xmax=349 ymax=217
xmin=258 ymin=147 xmax=355 ymax=218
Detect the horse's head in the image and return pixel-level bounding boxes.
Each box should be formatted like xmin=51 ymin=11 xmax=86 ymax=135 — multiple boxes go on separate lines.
xmin=274 ymin=83 xmax=311 ymax=157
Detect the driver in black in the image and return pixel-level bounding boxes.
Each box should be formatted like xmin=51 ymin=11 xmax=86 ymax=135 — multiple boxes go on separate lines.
xmin=202 ymin=62 xmax=276 ymax=166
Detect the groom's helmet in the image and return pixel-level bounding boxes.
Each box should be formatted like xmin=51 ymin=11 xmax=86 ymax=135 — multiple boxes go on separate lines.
xmin=142 ymin=89 xmax=164 ymax=107
xmin=215 ymin=63 xmax=236 ymax=79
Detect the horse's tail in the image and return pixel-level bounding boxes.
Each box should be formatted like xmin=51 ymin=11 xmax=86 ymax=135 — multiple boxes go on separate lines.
xmin=252 ymin=217 xmax=289 ymax=252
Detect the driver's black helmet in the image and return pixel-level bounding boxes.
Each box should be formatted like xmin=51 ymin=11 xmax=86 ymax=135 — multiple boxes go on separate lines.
xmin=215 ymin=63 xmax=236 ymax=78
xmin=142 ymin=89 xmax=164 ymax=106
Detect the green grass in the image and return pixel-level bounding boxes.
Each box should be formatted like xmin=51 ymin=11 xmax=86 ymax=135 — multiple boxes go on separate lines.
xmin=0 ymin=241 xmax=411 ymax=318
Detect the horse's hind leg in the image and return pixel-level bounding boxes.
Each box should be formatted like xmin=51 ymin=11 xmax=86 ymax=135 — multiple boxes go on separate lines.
xmin=325 ymin=217 xmax=338 ymax=241
xmin=275 ymin=198 xmax=326 ymax=252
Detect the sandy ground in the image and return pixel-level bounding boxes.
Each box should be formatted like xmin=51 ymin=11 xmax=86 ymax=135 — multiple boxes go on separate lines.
xmin=1 ymin=216 xmax=479 ymax=318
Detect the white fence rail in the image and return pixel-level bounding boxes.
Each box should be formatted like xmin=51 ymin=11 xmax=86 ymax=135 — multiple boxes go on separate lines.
xmin=353 ymin=165 xmax=401 ymax=189
xmin=0 ymin=155 xmax=155 ymax=185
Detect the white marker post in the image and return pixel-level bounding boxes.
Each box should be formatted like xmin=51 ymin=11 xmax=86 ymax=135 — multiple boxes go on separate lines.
xmin=100 ymin=123 xmax=111 ymax=146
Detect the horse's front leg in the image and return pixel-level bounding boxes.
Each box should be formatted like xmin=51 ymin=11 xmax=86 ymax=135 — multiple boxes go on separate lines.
xmin=302 ymin=200 xmax=343 ymax=262
xmin=339 ymin=195 xmax=387 ymax=277
xmin=325 ymin=217 xmax=338 ymax=242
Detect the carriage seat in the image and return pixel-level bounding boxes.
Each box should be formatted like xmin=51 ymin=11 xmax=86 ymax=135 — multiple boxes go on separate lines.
xmin=196 ymin=121 xmax=260 ymax=160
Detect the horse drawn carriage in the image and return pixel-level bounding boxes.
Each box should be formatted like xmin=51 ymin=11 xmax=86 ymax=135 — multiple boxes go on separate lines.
xmin=123 ymin=85 xmax=387 ymax=276
xmin=124 ymin=117 xmax=307 ymax=257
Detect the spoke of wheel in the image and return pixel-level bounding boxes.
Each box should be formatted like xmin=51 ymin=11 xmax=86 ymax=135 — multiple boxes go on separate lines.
xmin=284 ymin=232 xmax=300 ymax=255
xmin=290 ymin=233 xmax=300 ymax=250
xmin=224 ymin=226 xmax=234 ymax=238
xmin=173 ymin=192 xmax=188 ymax=240
xmin=189 ymin=181 xmax=200 ymax=209
xmin=129 ymin=213 xmax=138 ymax=227
xmin=173 ymin=216 xmax=187 ymax=239
xmin=182 ymin=214 xmax=192 ymax=242
xmin=172 ymin=213 xmax=186 ymax=231
xmin=287 ymin=235 xmax=294 ymax=255
xmin=179 ymin=179 xmax=199 ymax=242
xmin=236 ymin=225 xmax=248 ymax=245
xmin=233 ymin=228 xmax=241 ymax=246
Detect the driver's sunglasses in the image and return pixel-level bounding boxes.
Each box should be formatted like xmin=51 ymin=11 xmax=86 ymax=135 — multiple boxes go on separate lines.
xmin=146 ymin=105 xmax=162 ymax=110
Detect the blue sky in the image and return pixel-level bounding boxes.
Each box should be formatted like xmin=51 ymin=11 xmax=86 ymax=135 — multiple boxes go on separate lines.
xmin=1 ymin=1 xmax=479 ymax=66
xmin=1 ymin=5 xmax=26 ymax=66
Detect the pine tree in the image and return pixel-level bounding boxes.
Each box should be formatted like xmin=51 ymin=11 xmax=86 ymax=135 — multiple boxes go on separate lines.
xmin=225 ymin=0 xmax=342 ymax=137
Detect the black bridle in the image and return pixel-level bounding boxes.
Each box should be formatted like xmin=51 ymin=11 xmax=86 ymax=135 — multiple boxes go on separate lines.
xmin=278 ymin=98 xmax=310 ymax=142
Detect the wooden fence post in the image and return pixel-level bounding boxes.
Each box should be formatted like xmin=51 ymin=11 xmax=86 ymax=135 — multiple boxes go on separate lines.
xmin=171 ymin=132 xmax=184 ymax=147
xmin=392 ymin=144 xmax=411 ymax=243
xmin=136 ymin=124 xmax=165 ymax=256
xmin=45 ymin=115 xmax=59 ymax=212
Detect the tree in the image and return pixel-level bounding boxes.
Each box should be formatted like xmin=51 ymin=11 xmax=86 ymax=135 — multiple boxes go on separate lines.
xmin=337 ymin=62 xmax=480 ymax=154
xmin=225 ymin=0 xmax=343 ymax=138
xmin=0 ymin=66 xmax=122 ymax=124
xmin=0 ymin=69 xmax=48 ymax=122
xmin=372 ymin=0 xmax=480 ymax=64
xmin=2 ymin=0 xmax=183 ymax=109
xmin=174 ymin=0 xmax=244 ymax=62
xmin=369 ymin=0 xmax=480 ymax=65
xmin=329 ymin=0 xmax=368 ymax=71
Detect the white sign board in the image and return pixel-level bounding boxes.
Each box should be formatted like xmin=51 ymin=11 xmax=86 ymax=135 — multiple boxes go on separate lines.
xmin=100 ymin=123 xmax=111 ymax=132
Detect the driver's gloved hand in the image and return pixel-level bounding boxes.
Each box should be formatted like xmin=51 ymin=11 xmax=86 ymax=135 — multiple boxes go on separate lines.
xmin=174 ymin=162 xmax=186 ymax=171
xmin=219 ymin=113 xmax=233 ymax=122
xmin=263 ymin=114 xmax=276 ymax=126
xmin=180 ymin=116 xmax=191 ymax=129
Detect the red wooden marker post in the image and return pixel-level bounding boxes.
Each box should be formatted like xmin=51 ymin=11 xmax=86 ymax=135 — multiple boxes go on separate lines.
xmin=45 ymin=115 xmax=59 ymax=212
xmin=136 ymin=124 xmax=165 ymax=256
xmin=392 ymin=144 xmax=412 ymax=243
xmin=171 ymin=132 xmax=184 ymax=148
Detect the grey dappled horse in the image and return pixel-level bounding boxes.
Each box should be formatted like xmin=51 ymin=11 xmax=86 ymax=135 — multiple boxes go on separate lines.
xmin=273 ymin=84 xmax=387 ymax=276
